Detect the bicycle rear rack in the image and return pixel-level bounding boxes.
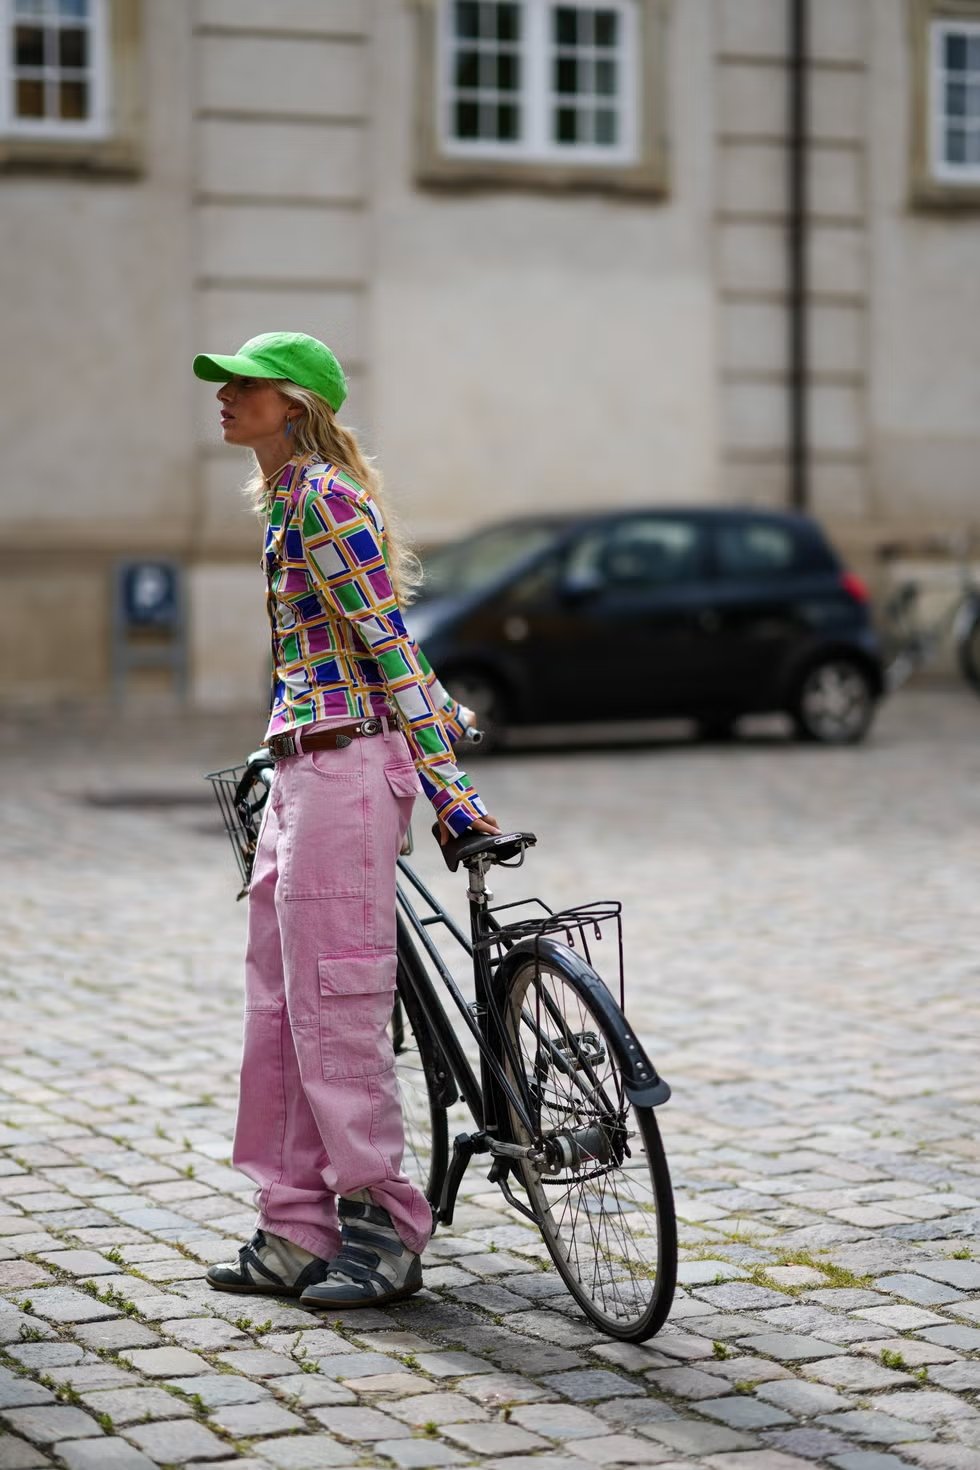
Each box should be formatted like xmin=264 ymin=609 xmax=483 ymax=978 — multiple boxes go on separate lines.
xmin=477 ymin=899 xmax=626 ymax=1010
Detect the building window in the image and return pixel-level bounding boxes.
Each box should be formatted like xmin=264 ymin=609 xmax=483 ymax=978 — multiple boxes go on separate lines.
xmin=441 ymin=1 xmax=637 ymax=163
xmin=911 ymin=0 xmax=980 ymax=207
xmin=415 ymin=0 xmax=667 ymax=195
xmin=1 ymin=0 xmax=108 ymax=137
xmin=931 ymin=19 xmax=980 ymax=181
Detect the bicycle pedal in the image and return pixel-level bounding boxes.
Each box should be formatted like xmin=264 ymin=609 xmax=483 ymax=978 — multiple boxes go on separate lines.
xmin=487 ymin=1156 xmax=510 ymax=1185
xmin=436 ymin=1132 xmax=488 ymax=1227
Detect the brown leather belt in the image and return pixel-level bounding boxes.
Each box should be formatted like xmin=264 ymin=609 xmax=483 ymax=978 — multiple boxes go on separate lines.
xmin=265 ymin=718 xmax=384 ymax=761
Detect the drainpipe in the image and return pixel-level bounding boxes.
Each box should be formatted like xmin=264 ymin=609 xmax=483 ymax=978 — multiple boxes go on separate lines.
xmin=788 ymin=0 xmax=808 ymax=511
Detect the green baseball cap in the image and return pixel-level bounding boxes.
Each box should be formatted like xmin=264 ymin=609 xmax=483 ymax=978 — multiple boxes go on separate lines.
xmin=193 ymin=331 xmax=347 ymax=412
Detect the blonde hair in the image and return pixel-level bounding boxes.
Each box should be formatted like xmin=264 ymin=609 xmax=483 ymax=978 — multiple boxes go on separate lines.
xmin=245 ymin=380 xmax=422 ymax=606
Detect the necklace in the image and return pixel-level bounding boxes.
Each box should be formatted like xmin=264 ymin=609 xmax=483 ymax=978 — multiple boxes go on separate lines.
xmin=262 ymin=457 xmax=295 ymax=489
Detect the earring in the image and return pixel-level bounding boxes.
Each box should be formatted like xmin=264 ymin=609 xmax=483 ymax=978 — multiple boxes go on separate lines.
xmin=284 ymin=418 xmax=294 ymax=438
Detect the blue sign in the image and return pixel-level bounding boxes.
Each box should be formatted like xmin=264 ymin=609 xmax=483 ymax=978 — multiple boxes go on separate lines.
xmin=120 ymin=561 xmax=179 ymax=628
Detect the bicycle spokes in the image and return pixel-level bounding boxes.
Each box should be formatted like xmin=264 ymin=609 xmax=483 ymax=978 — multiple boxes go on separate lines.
xmin=504 ymin=959 xmax=674 ymax=1339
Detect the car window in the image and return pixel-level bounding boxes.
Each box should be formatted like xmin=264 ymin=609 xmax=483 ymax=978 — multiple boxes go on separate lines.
xmin=566 ymin=518 xmax=706 ymax=590
xmin=420 ymin=523 xmax=558 ymax=599
xmin=715 ymin=522 xmax=800 ymax=578
xmin=505 ymin=553 xmax=563 ymax=607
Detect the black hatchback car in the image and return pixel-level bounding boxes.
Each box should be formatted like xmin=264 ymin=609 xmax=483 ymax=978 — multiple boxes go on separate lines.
xmin=409 ymin=507 xmax=884 ymax=749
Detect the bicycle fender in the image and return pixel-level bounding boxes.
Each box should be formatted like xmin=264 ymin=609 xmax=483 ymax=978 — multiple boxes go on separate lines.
xmin=493 ymin=936 xmax=671 ymax=1108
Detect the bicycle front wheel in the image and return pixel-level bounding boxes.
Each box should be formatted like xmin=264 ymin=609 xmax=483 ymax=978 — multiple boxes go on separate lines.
xmin=501 ymin=952 xmax=676 ymax=1341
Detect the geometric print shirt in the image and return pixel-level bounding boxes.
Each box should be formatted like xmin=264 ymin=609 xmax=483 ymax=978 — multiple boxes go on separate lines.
xmin=263 ymin=458 xmax=488 ymax=837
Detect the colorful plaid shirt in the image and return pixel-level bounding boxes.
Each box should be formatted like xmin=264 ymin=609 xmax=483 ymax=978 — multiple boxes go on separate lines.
xmin=263 ymin=459 xmax=487 ymax=837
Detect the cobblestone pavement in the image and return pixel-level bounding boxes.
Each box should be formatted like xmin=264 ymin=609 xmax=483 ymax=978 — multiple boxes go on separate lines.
xmin=0 ymin=687 xmax=978 ymax=1470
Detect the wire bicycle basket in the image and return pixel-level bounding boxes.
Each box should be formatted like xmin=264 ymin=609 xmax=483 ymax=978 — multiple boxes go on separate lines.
xmin=205 ymin=761 xmax=272 ymax=899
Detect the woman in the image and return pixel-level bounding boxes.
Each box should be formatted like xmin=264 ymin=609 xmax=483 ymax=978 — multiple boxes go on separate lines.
xmin=193 ymin=332 xmax=500 ymax=1308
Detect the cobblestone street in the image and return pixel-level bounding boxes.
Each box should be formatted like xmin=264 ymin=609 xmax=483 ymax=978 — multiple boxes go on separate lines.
xmin=1 ymin=687 xmax=978 ymax=1470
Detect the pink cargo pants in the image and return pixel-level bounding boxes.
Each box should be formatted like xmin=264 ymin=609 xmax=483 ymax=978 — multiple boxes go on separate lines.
xmin=231 ymin=718 xmax=433 ymax=1261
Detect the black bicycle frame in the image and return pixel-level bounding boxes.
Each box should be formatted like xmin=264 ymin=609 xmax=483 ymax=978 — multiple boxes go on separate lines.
xmin=395 ymin=860 xmax=535 ymax=1131
xmin=395 ymin=858 xmax=553 ymax=1226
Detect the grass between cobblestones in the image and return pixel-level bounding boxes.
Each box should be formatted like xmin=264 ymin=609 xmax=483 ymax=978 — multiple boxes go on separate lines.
xmin=1 ymin=692 xmax=979 ymax=1466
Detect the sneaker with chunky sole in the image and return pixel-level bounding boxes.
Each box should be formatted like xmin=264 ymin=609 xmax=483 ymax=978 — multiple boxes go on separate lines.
xmin=206 ymin=1229 xmax=331 ymax=1297
xmin=299 ymin=1199 xmax=422 ymax=1309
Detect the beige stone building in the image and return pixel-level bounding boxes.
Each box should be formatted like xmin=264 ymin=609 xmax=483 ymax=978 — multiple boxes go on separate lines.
xmin=1 ymin=0 xmax=978 ymax=707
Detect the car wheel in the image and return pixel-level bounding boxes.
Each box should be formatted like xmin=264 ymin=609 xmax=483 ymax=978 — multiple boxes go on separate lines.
xmin=446 ymin=670 xmax=508 ymax=755
xmin=791 ymin=657 xmax=876 ymax=745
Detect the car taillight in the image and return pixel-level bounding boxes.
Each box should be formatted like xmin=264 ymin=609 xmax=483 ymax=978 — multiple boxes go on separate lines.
xmin=840 ymin=570 xmax=870 ymax=604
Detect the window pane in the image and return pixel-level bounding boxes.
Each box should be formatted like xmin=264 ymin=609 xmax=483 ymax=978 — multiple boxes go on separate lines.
xmin=946 ymin=125 xmax=967 ymax=162
xmin=968 ymin=127 xmax=980 ymax=164
xmin=947 ymin=80 xmax=967 ymax=116
xmin=15 ymin=24 xmax=46 ymax=67
xmin=59 ymin=25 xmax=88 ymax=68
xmin=572 ymin=519 xmax=704 ymax=588
xmin=497 ymin=101 xmax=518 ymax=138
xmin=555 ymin=55 xmax=578 ymax=94
xmin=969 ymin=35 xmax=980 ymax=71
xmin=15 ymin=77 xmax=46 ymax=116
xmin=59 ymin=77 xmax=87 ymax=117
xmin=594 ymin=9 xmax=619 ymax=47
xmin=595 ymin=107 xmax=617 ymax=144
xmin=970 ymin=83 xmax=980 ymax=117
xmin=716 ymin=524 xmax=796 ymax=577
xmin=554 ymin=6 xmax=578 ymax=45
xmin=595 ymin=57 xmax=616 ymax=95
xmin=497 ymin=1 xmax=519 ymax=41
xmin=555 ymin=105 xmax=578 ymax=142
xmin=58 ymin=0 xmax=89 ymax=14
xmin=455 ymin=100 xmax=480 ymax=137
xmin=945 ymin=32 xmax=967 ymax=70
xmin=454 ymin=0 xmax=480 ymax=39
xmin=497 ymin=51 xmax=518 ymax=90
xmin=15 ymin=0 xmax=47 ymax=15
xmin=454 ymin=48 xmax=479 ymax=88
xmin=421 ymin=523 xmax=557 ymax=599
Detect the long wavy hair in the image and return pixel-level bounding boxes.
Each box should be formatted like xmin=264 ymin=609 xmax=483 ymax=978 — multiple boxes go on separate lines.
xmin=244 ymin=380 xmax=422 ymax=606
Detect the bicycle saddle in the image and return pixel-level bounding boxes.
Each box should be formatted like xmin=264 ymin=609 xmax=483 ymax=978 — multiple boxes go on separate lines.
xmin=433 ymin=825 xmax=537 ymax=873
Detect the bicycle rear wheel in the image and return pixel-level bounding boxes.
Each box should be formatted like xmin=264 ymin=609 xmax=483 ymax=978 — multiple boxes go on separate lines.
xmin=392 ymin=949 xmax=449 ymax=1209
xmin=501 ymin=951 xmax=676 ymax=1341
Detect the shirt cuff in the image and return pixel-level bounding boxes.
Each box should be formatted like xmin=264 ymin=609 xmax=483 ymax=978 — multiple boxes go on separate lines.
xmin=431 ymin=787 xmax=488 ymax=838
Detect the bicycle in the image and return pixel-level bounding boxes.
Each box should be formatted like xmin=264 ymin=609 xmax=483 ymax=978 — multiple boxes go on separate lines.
xmin=876 ymin=532 xmax=980 ymax=695
xmin=206 ymin=749 xmax=677 ymax=1342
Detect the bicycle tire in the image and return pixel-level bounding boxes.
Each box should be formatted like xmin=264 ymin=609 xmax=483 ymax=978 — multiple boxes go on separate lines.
xmin=499 ymin=948 xmax=676 ymax=1342
xmin=955 ymin=601 xmax=980 ymax=696
xmin=392 ymin=945 xmax=450 ymax=1210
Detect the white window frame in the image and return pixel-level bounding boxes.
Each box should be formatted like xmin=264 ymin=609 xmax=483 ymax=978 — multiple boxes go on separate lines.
xmin=930 ymin=17 xmax=980 ymax=184
xmin=0 ymin=0 xmax=109 ymax=140
xmin=437 ymin=0 xmax=639 ymax=167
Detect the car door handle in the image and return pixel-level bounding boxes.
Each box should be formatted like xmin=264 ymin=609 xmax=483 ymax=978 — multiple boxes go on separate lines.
xmin=697 ymin=609 xmax=721 ymax=633
xmin=503 ymin=615 xmax=529 ymax=642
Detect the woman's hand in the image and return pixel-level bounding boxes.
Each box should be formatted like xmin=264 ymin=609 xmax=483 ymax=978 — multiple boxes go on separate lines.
xmin=438 ymin=814 xmax=502 ymax=846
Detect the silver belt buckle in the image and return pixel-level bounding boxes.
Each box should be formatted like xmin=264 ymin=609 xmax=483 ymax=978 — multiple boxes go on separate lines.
xmin=267 ymin=731 xmax=296 ymax=760
xmin=359 ymin=718 xmax=382 ymax=738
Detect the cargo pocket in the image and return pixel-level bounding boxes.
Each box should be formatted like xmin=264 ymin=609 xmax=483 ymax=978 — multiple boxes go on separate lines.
xmin=384 ymin=763 xmax=422 ymax=803
xmin=317 ymin=953 xmax=397 ymax=1080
